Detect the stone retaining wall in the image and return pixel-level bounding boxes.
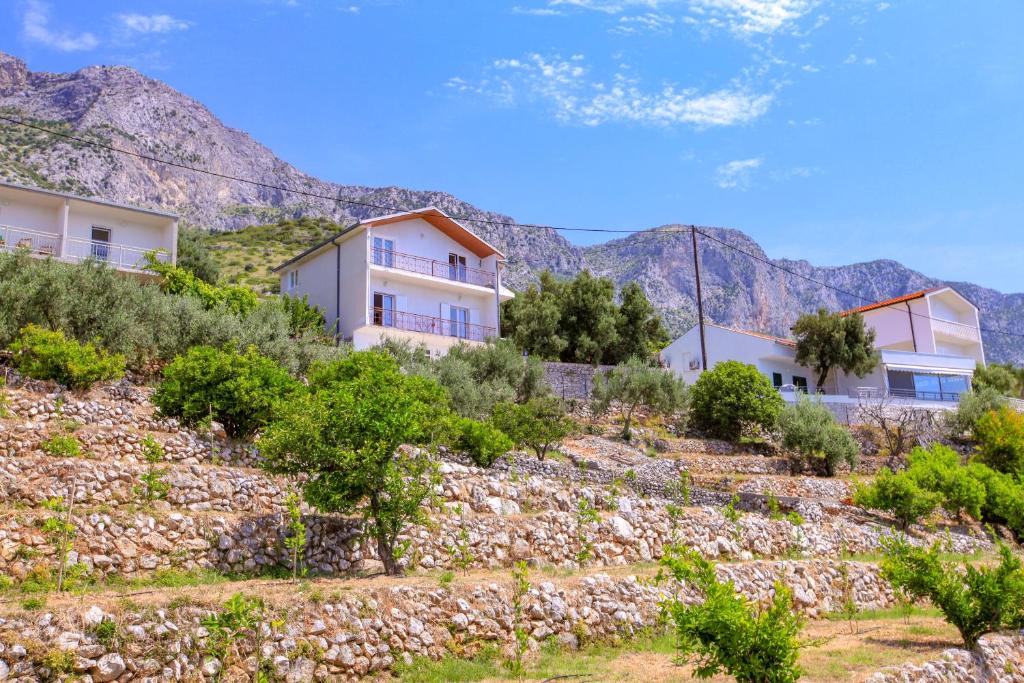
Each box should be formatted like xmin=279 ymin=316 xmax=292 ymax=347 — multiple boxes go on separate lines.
xmin=0 ymin=561 xmax=896 ymax=681
xmin=866 ymin=631 xmax=1024 ymax=683
xmin=542 ymin=362 xmax=615 ymax=400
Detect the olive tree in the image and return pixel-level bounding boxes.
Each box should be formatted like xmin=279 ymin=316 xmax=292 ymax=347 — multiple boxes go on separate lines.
xmin=491 ymin=396 xmax=576 ymax=460
xmin=591 ymin=357 xmax=688 ymax=440
xmin=792 ymin=308 xmax=879 ymax=390
xmin=258 ymin=351 xmax=451 ymax=576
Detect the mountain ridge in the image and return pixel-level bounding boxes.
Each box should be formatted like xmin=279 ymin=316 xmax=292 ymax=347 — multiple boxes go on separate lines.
xmin=0 ymin=51 xmax=1020 ymax=363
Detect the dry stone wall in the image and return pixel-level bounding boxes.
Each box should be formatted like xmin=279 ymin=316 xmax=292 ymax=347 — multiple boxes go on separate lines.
xmin=866 ymin=631 xmax=1024 ymax=683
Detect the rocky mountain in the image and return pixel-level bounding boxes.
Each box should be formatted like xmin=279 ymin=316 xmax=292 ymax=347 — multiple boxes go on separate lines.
xmin=0 ymin=51 xmax=1020 ymax=363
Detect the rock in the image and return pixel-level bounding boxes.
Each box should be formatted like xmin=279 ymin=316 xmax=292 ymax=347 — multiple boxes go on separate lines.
xmin=609 ymin=516 xmax=634 ymax=541
xmin=82 ymin=605 xmax=105 ymax=627
xmin=92 ymin=653 xmax=126 ymax=682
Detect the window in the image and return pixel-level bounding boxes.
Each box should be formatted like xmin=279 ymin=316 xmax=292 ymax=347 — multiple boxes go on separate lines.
xmin=448 ymin=253 xmax=467 ymax=282
xmin=288 ymin=270 xmax=299 ymax=291
xmin=90 ymin=227 xmax=111 ymax=261
xmin=772 ymin=372 xmax=783 ymax=388
xmin=373 ymin=292 xmax=395 ymax=327
xmin=792 ymin=376 xmax=808 ymax=391
xmin=373 ymin=237 xmax=395 ymax=267
xmin=449 ymin=306 xmax=469 ymax=338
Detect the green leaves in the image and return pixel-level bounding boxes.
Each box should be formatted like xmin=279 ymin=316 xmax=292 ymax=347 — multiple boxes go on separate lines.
xmin=10 ymin=324 xmax=125 ymax=390
xmin=690 ymin=360 xmax=783 ymax=442
xmin=591 ymin=357 xmax=688 ymax=440
xmin=779 ymin=396 xmax=859 ymax=476
xmin=792 ymin=309 xmax=879 ymax=389
xmin=880 ymin=535 xmax=1024 ymax=647
xmin=453 ymin=417 xmax=513 ymax=467
xmin=490 ymin=396 xmax=575 ymax=460
xmin=661 ymin=547 xmax=806 ymax=683
xmin=852 ymin=466 xmax=943 ymax=530
xmin=974 ymin=407 xmax=1024 ymax=475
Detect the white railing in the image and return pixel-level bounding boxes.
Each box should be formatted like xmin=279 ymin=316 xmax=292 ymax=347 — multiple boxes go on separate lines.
xmin=931 ymin=318 xmax=981 ymax=343
xmin=64 ymin=237 xmax=169 ymax=272
xmin=0 ymin=225 xmax=60 ymax=257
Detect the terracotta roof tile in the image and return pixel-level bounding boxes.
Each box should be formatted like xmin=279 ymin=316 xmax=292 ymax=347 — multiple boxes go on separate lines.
xmin=839 ymin=288 xmax=942 ymax=316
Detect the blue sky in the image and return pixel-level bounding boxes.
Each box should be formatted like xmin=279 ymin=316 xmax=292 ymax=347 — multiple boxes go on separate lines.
xmin=3 ymin=1 xmax=1023 ymax=293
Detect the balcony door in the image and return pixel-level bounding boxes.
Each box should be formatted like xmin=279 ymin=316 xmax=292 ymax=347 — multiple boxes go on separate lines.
xmin=91 ymin=227 xmax=111 ymax=261
xmin=448 ymin=253 xmax=467 ymax=282
xmin=449 ymin=306 xmax=469 ymax=339
xmin=373 ymin=292 xmax=395 ymax=327
xmin=373 ymin=237 xmax=395 ymax=268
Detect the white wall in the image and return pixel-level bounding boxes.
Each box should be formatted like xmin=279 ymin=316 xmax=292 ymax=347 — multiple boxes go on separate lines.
xmin=367 ymin=273 xmax=497 ymax=331
xmin=369 ymin=217 xmax=498 ymax=275
xmin=0 ymin=186 xmax=64 ymax=234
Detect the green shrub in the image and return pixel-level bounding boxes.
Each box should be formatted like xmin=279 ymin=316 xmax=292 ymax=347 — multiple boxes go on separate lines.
xmin=453 ymin=417 xmax=514 ymax=467
xmin=661 ymin=546 xmax=806 ymax=683
xmin=779 ymin=396 xmax=859 ymax=476
xmin=279 ymin=293 xmax=326 ymax=337
xmin=966 ymin=462 xmax=1024 ymax=538
xmin=0 ymin=376 xmax=9 ymax=418
xmin=852 ymin=467 xmax=942 ymax=530
xmin=152 ymin=346 xmax=300 ymax=438
xmin=690 ymin=361 xmax=784 ymax=441
xmin=904 ymin=445 xmax=985 ymax=522
xmin=974 ymin=407 xmax=1024 ymax=475
xmin=945 ymin=388 xmax=1008 ymax=441
xmin=490 ymin=396 xmax=575 ymax=460
xmin=880 ymin=535 xmax=1024 ymax=647
xmin=146 ymin=253 xmax=259 ymax=315
xmin=591 ymin=357 xmax=688 ymax=440
xmin=9 ymin=325 xmax=124 ymax=390
xmin=40 ymin=434 xmax=82 ymax=458
xmin=436 ymin=339 xmax=548 ymax=419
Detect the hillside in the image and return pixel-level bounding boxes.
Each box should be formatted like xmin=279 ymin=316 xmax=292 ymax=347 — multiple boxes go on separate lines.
xmin=0 ymin=50 xmax=1021 ymax=362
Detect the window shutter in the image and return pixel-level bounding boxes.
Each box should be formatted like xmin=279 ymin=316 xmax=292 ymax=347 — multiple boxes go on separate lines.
xmin=440 ymin=302 xmax=450 ymax=320
xmin=469 ymin=308 xmax=479 ymax=325
xmin=396 ymin=295 xmax=408 ymax=313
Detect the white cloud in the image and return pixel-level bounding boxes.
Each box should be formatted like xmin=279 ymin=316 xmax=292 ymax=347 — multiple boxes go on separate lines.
xmin=449 ymin=53 xmax=773 ymax=128
xmin=22 ymin=0 xmax=98 ymax=51
xmin=550 ymin=0 xmax=674 ymax=13
xmin=801 ymin=64 xmax=819 ymax=72
xmin=715 ymin=157 xmax=762 ymax=189
xmin=876 ymin=2 xmax=891 ymax=10
xmin=117 ymin=13 xmax=191 ymax=34
xmin=843 ymin=53 xmax=877 ymax=66
xmin=511 ymin=5 xmax=566 ymax=15
xmin=687 ymin=0 xmax=819 ymax=36
xmin=611 ymin=12 xmax=675 ymax=34
xmin=342 ymin=5 xmax=360 ymax=14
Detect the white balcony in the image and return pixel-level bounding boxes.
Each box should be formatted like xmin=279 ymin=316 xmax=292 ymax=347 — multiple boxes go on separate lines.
xmin=931 ymin=317 xmax=981 ymax=344
xmin=370 ymin=247 xmax=496 ymax=290
xmin=0 ymin=224 xmax=170 ymax=273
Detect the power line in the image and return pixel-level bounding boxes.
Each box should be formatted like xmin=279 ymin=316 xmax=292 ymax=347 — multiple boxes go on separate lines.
xmin=2 ymin=113 xmax=1021 ymax=341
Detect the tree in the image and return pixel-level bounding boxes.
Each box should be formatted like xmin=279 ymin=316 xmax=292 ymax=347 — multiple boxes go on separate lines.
xmin=880 ymin=535 xmax=1024 ymax=648
xmin=175 ymin=226 xmax=220 ymax=285
xmin=561 ymin=270 xmax=620 ymax=364
xmin=974 ymin=407 xmax=1024 ymax=476
xmin=613 ymin=282 xmax=670 ymax=362
xmin=258 ymin=351 xmax=452 ymax=576
xmin=591 ymin=357 xmax=688 ymax=440
xmin=432 ymin=339 xmax=548 ymax=419
xmin=973 ymin=362 xmax=1023 ymax=399
xmin=856 ymin=395 xmax=931 ymax=463
xmin=779 ymin=396 xmax=859 ymax=476
xmin=661 ymin=547 xmax=807 ymax=683
xmin=453 ymin=417 xmax=514 ymax=467
xmin=944 ymin=388 xmax=1008 ymax=441
xmin=491 ymin=396 xmax=576 ymax=459
xmin=152 ymin=346 xmax=300 ymax=439
xmin=852 ymin=468 xmax=942 ymax=530
xmin=903 ymin=445 xmax=985 ymax=522
xmin=690 ymin=361 xmax=784 ymax=441
xmin=500 ymin=271 xmax=567 ymax=360
xmin=792 ymin=309 xmax=879 ymax=390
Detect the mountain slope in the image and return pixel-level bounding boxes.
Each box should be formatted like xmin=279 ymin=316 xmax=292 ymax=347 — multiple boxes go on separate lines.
xmin=0 ymin=51 xmax=1020 ymax=363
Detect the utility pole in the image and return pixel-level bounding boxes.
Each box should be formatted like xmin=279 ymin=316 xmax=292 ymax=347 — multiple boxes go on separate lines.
xmin=691 ymin=227 xmax=708 ymax=371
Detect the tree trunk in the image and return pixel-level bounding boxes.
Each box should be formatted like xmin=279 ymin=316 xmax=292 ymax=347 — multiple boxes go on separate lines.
xmin=622 ymin=403 xmax=636 ymax=440
xmin=815 ymin=367 xmax=830 ymax=392
xmin=369 ymin=495 xmax=403 ymax=576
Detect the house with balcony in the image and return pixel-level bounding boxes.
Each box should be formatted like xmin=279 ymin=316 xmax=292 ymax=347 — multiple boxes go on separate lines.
xmin=274 ymin=207 xmax=514 ymax=355
xmin=0 ymin=181 xmax=177 ymax=273
xmin=661 ymin=287 xmax=985 ymax=405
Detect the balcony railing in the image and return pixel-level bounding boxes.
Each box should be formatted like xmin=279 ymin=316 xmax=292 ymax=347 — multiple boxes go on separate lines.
xmin=888 ymin=388 xmax=961 ymax=403
xmin=0 ymin=225 xmax=59 ymax=256
xmin=371 ymin=248 xmax=495 ymax=289
xmin=64 ymin=237 xmax=170 ymax=272
xmin=372 ymin=308 xmax=495 ymax=343
xmin=931 ymin=318 xmax=981 ymax=343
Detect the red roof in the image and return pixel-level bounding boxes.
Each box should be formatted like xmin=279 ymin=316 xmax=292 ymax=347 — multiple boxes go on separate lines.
xmin=840 ymin=288 xmax=942 ymax=316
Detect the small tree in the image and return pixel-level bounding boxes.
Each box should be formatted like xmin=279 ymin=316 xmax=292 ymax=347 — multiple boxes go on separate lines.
xmin=490 ymin=396 xmax=575 ymax=460
xmin=10 ymin=325 xmax=125 ymax=390
xmin=880 ymin=535 xmax=1024 ymax=648
xmin=453 ymin=417 xmax=513 ymax=467
xmin=258 ymin=351 xmax=451 ymax=576
xmin=972 ymin=362 xmax=1023 ymax=398
xmin=945 ymin=388 xmax=1008 ymax=441
xmin=282 ymin=491 xmax=306 ymax=583
xmin=591 ymin=357 xmax=688 ymax=440
xmin=852 ymin=468 xmax=941 ymax=530
xmin=903 ymin=445 xmax=985 ymax=522
xmin=661 ymin=547 xmax=806 ymax=683
xmin=690 ymin=361 xmax=783 ymax=441
xmin=856 ymin=395 xmax=929 ymax=463
xmin=792 ymin=309 xmax=879 ymax=390
xmin=779 ymin=396 xmax=859 ymax=476
xmin=153 ymin=346 xmax=300 ymax=439
xmin=135 ymin=435 xmax=170 ymax=505
xmin=973 ymin=407 xmax=1024 ymax=476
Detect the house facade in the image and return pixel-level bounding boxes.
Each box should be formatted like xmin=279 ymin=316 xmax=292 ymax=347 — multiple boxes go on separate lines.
xmin=661 ymin=287 xmax=985 ymax=404
xmin=275 ymin=207 xmax=514 ymax=355
xmin=0 ymin=181 xmax=178 ymax=273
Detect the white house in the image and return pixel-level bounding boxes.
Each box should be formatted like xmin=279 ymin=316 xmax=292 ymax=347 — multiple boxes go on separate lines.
xmin=274 ymin=207 xmax=515 ymax=355
xmin=661 ymin=287 xmax=986 ymax=404
xmin=0 ymin=181 xmax=177 ymax=273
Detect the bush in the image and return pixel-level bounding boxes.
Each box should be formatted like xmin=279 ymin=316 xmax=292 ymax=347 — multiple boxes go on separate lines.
xmin=491 ymin=396 xmax=576 ymax=460
xmin=145 ymin=253 xmax=259 ymax=315
xmin=966 ymin=462 xmax=1024 ymax=538
xmin=690 ymin=361 xmax=784 ymax=441
xmin=945 ymin=388 xmax=1008 ymax=441
xmin=453 ymin=417 xmax=513 ymax=467
xmin=904 ymin=445 xmax=985 ymax=522
xmin=9 ymin=325 xmax=125 ymax=390
xmin=279 ymin=294 xmax=326 ymax=337
xmin=852 ymin=467 xmax=942 ymax=530
xmin=661 ymin=546 xmax=806 ymax=683
xmin=974 ymin=407 xmax=1024 ymax=475
xmin=152 ymin=346 xmax=300 ymax=439
xmin=40 ymin=435 xmax=82 ymax=458
xmin=591 ymin=357 xmax=688 ymax=440
xmin=779 ymin=396 xmax=859 ymax=476
xmin=880 ymin=535 xmax=1024 ymax=647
